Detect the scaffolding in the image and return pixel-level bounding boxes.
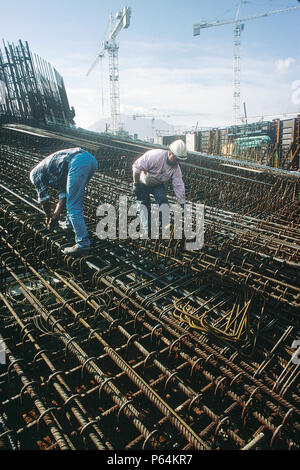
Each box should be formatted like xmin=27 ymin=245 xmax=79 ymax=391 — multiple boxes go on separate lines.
xmin=0 ymin=40 xmax=75 ymax=126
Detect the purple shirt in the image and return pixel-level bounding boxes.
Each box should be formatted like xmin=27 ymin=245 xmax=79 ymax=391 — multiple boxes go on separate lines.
xmin=132 ymin=149 xmax=185 ymax=204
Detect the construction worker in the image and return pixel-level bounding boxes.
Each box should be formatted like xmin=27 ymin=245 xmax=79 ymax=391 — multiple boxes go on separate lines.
xmin=29 ymin=147 xmax=98 ymax=256
xmin=132 ymin=139 xmax=187 ymax=235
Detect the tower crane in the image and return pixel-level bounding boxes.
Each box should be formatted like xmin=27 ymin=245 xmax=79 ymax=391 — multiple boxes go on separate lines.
xmin=87 ymin=6 xmax=131 ymax=135
xmin=193 ymin=3 xmax=300 ymax=125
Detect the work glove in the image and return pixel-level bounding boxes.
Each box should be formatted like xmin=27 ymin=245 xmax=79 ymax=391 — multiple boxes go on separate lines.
xmin=132 ymin=182 xmax=144 ymax=200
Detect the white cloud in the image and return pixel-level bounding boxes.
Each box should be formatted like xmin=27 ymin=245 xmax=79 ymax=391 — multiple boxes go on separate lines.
xmin=66 ymin=87 xmax=96 ymax=99
xmin=63 ymin=38 xmax=300 ymax=131
xmin=275 ymin=57 xmax=296 ymax=72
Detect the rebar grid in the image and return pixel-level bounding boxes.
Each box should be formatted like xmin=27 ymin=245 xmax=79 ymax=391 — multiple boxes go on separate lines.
xmin=0 ymin=143 xmax=299 ymax=451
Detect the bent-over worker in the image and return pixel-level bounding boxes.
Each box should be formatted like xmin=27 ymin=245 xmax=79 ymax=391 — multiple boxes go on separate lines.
xmin=29 ymin=147 xmax=98 ymax=256
xmin=132 ymin=139 xmax=187 ymax=234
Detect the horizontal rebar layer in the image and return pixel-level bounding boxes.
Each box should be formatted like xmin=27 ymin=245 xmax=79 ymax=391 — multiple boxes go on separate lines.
xmin=0 ymin=141 xmax=299 ymax=451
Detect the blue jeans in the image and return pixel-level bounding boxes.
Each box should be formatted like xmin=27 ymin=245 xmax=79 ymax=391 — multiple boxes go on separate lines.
xmin=136 ymin=183 xmax=169 ymax=234
xmin=64 ymin=152 xmax=98 ymax=248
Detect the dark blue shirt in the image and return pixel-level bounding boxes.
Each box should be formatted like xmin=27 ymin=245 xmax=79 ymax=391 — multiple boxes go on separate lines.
xmin=30 ymin=148 xmax=83 ymax=203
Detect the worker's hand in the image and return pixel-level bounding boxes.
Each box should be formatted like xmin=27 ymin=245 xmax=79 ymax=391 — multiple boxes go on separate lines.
xmin=132 ymin=182 xmax=144 ymax=200
xmin=41 ymin=200 xmax=52 ymax=219
xmin=46 ymin=217 xmax=59 ymax=230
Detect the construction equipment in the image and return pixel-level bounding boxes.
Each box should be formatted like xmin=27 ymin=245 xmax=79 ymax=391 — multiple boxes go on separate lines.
xmin=87 ymin=6 xmax=132 ymax=135
xmin=193 ymin=3 xmax=300 ymax=125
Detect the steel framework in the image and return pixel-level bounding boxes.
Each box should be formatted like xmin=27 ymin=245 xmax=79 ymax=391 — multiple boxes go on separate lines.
xmin=0 ymin=40 xmax=75 ymax=126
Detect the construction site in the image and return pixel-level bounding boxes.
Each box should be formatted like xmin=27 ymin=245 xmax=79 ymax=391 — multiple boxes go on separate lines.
xmin=0 ymin=2 xmax=299 ymax=455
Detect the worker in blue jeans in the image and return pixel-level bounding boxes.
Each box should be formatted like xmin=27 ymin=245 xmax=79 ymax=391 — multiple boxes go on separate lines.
xmin=29 ymin=148 xmax=98 ymax=256
xmin=135 ymin=183 xmax=170 ymax=236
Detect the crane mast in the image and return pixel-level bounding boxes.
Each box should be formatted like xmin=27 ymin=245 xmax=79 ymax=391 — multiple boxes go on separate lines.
xmin=107 ymin=25 xmax=121 ymax=136
xmin=233 ymin=2 xmax=243 ymax=126
xmin=87 ymin=6 xmax=131 ymax=135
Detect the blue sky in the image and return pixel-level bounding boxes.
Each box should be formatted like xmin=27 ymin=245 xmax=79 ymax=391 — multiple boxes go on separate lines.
xmin=1 ymin=0 xmax=300 ymax=132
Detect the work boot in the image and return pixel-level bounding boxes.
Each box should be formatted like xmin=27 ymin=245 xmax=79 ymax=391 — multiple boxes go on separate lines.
xmin=62 ymin=245 xmax=90 ymax=257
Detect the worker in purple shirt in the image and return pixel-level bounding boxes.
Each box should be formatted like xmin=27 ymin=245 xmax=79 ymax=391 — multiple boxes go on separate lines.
xmin=29 ymin=147 xmax=98 ymax=256
xmin=132 ymin=139 xmax=187 ymax=234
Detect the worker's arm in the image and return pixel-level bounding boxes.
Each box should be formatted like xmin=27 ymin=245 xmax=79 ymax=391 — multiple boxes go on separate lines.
xmin=132 ymin=178 xmax=143 ymax=199
xmin=132 ymin=161 xmax=142 ymax=184
xmin=52 ymin=198 xmax=66 ymax=219
xmin=132 ymin=151 xmax=153 ymax=181
xmin=133 ymin=172 xmax=140 ymax=184
xmin=30 ymin=165 xmax=51 ymax=212
xmin=132 ymin=152 xmax=150 ymax=197
xmin=54 ymin=175 xmax=67 ymax=219
xmin=41 ymin=199 xmax=58 ymax=229
xmin=41 ymin=199 xmax=52 ymax=218
xmin=44 ymin=198 xmax=66 ymax=230
xmin=41 ymin=190 xmax=65 ymax=224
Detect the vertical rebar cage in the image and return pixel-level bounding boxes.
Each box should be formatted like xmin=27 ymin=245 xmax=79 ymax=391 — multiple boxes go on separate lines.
xmin=0 ymin=40 xmax=75 ymax=126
